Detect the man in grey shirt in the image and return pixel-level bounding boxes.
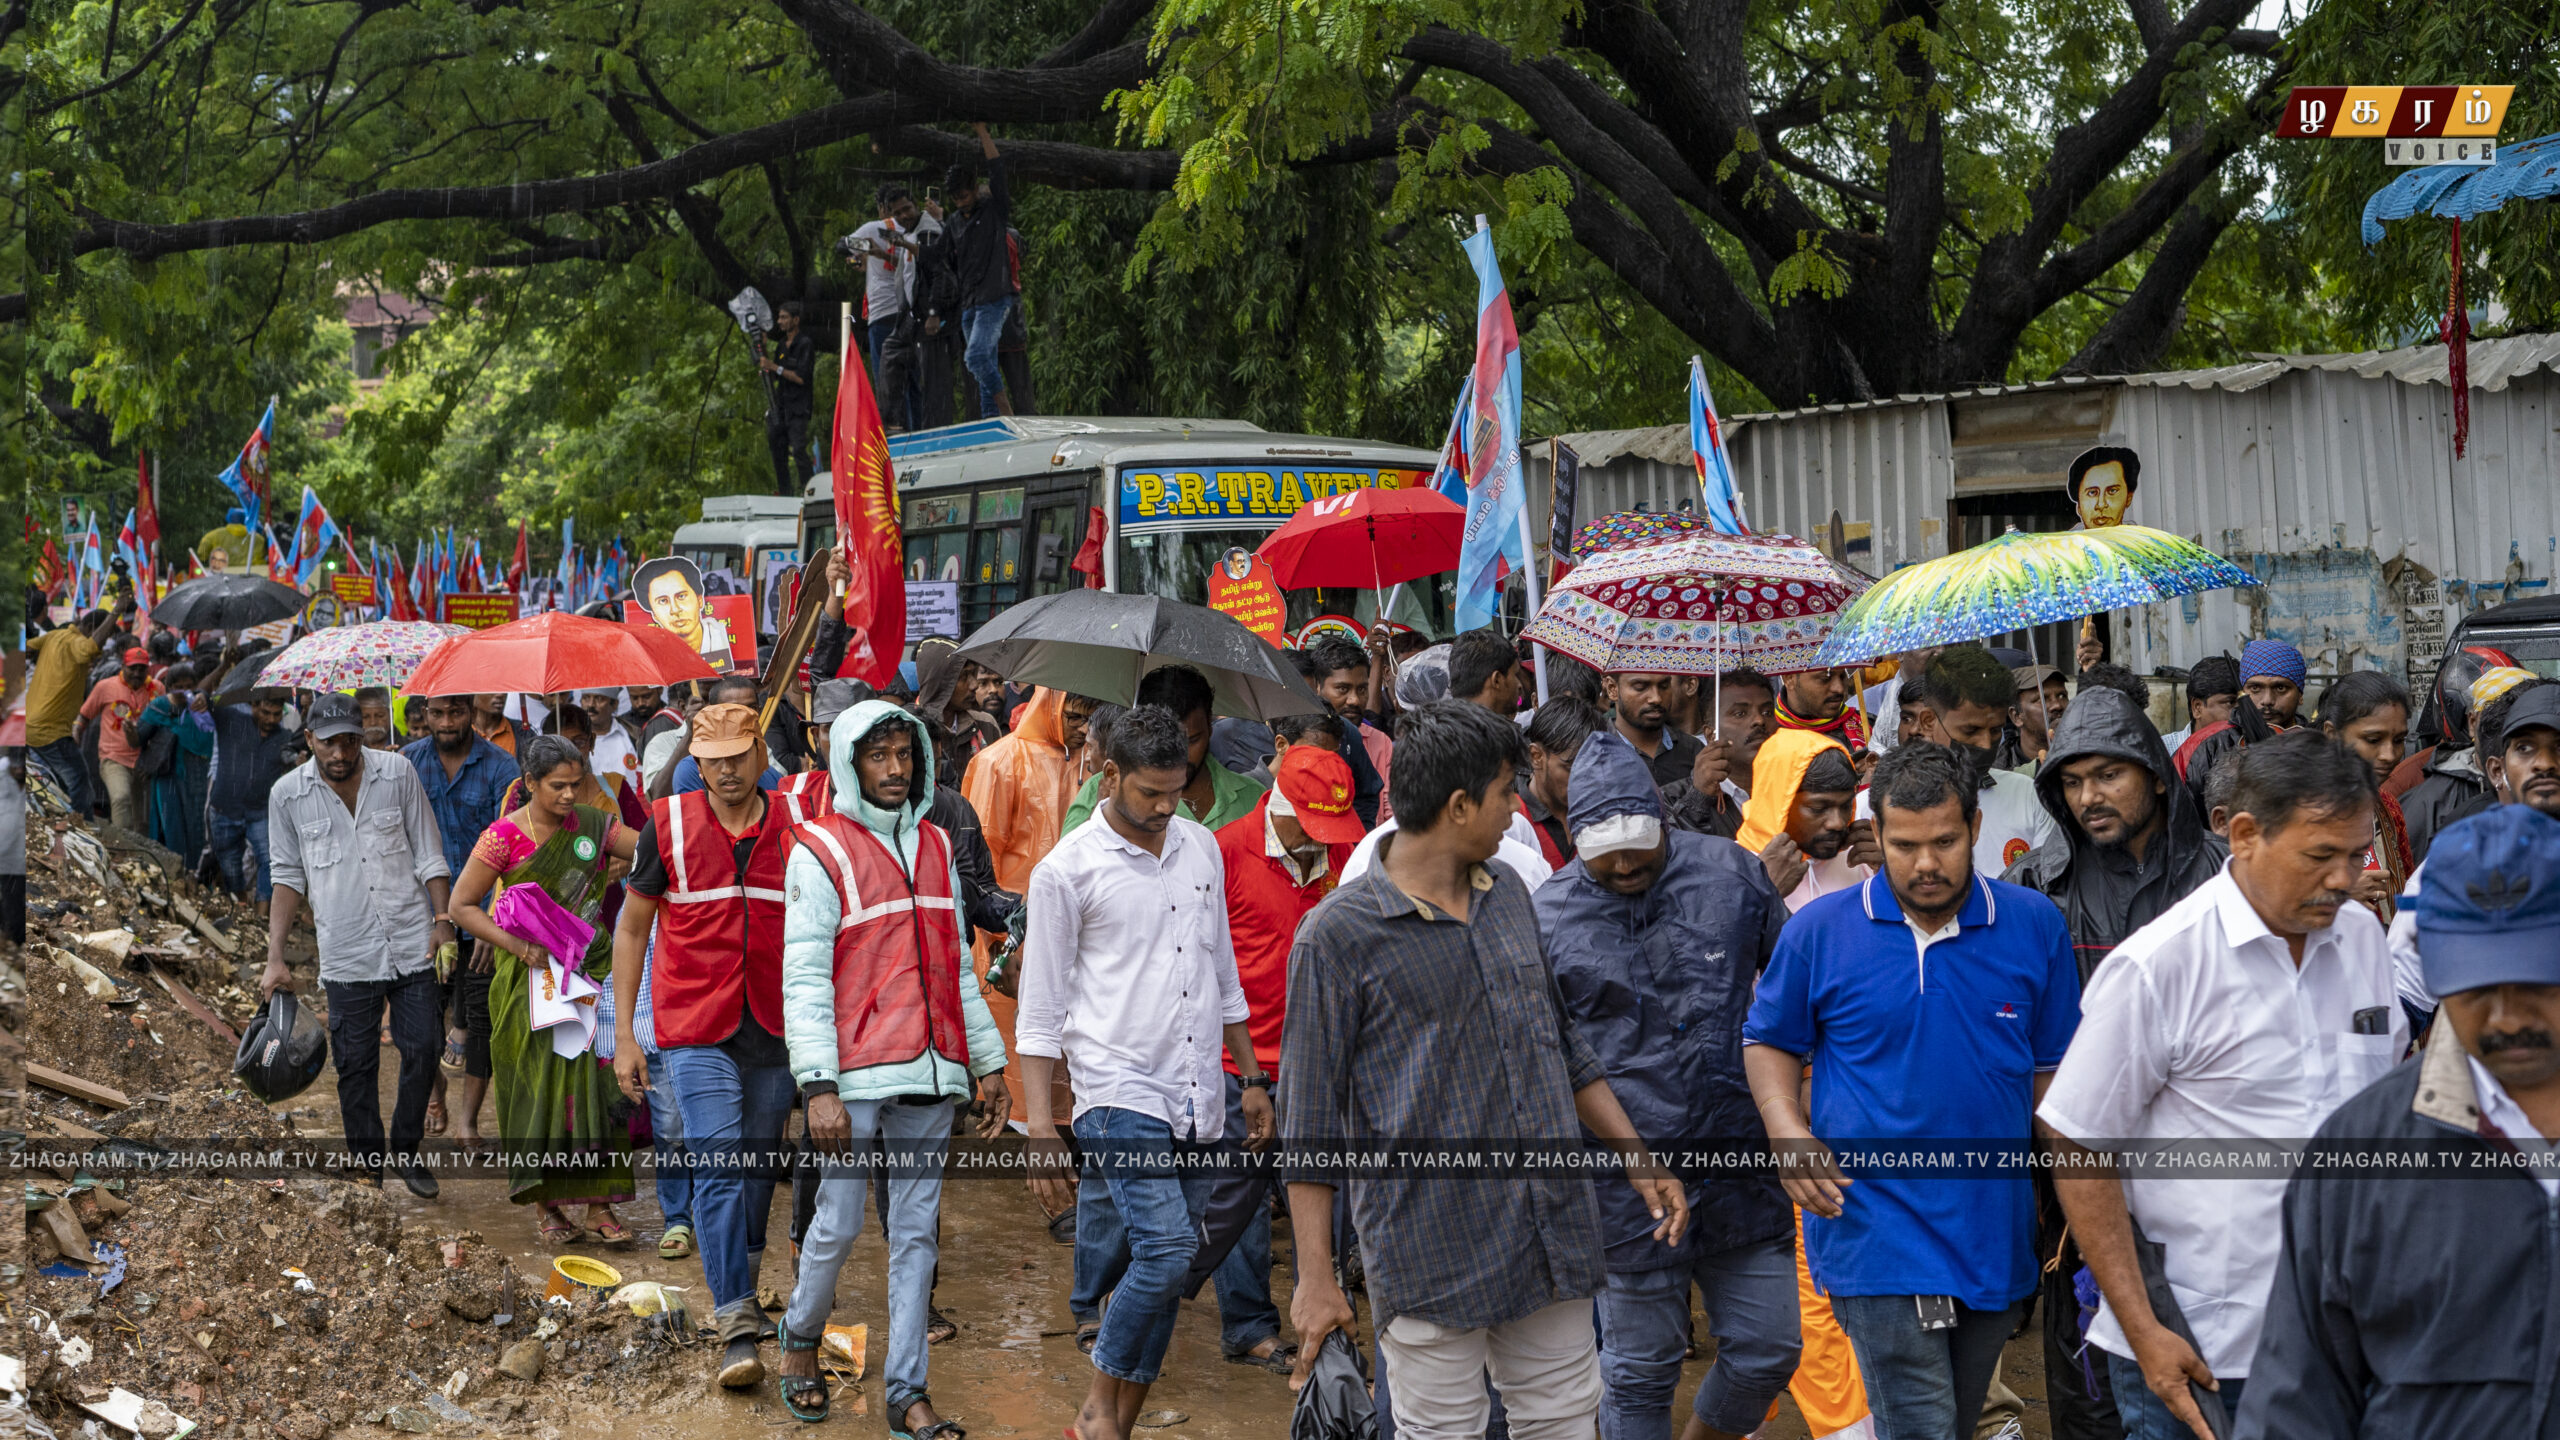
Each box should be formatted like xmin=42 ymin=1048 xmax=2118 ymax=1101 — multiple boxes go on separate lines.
xmin=263 ymin=694 xmax=455 ymax=1197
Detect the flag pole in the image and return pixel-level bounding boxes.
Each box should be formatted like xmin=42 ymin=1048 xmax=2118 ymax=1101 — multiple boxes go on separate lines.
xmin=1478 ymin=215 xmax=1549 ymax=702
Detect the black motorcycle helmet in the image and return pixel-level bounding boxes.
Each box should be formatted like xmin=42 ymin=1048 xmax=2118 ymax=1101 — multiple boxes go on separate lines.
xmin=234 ymin=989 xmax=328 ymax=1104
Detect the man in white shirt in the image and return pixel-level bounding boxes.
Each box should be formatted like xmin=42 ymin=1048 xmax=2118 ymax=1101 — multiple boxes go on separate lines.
xmin=2039 ymin=730 xmax=2406 ymax=1440
xmin=1018 ymin=704 xmax=1273 ymax=1440
xmin=846 ymin=184 xmax=941 ymax=432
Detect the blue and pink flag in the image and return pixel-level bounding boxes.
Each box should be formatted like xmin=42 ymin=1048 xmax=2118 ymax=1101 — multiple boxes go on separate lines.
xmin=217 ymin=399 xmax=276 ymax=535
xmin=1688 ymin=356 xmax=1752 ymax=535
xmin=290 ymin=486 xmax=339 ymax=587
xmin=1429 ymin=375 xmax=1475 ymax=504
xmin=1453 ymin=225 xmax=1527 ymax=631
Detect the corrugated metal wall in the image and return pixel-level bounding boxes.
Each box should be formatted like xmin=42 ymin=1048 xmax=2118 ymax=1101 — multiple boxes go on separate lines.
xmin=1531 ymin=364 xmax=2560 ymax=682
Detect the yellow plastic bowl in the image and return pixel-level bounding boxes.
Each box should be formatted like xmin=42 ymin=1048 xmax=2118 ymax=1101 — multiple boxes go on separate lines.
xmin=554 ymin=1255 xmax=623 ymax=1292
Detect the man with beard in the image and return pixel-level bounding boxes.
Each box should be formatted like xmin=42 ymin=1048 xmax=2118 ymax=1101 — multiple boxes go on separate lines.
xmin=2387 ymin=679 xmax=2560 ymax=1026
xmin=2042 ymin=733 xmax=2402 ymax=1440
xmin=2005 ymin=664 xmax=2071 ymax=773
xmin=2006 ymin=687 xmax=2227 ymax=981
xmin=1748 ymin=743 xmax=2079 ymax=1440
xmin=266 ymin=695 xmax=456 ymax=1196
xmin=1735 ymin=730 xmax=1871 ymax=910
xmin=2172 ymin=640 xmax=2305 ymax=808
xmin=2001 ymin=686 xmax=2226 ymax=1440
xmin=1607 ymin=670 xmax=1742 ymax=839
xmin=1916 ymin=645 xmax=2062 ymax=879
xmin=1773 ymin=666 xmax=1864 ymax=752
xmin=2238 ymin=804 xmax=2560 ymax=1438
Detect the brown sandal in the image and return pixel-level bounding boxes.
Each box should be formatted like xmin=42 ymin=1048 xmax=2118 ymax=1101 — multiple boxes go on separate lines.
xmin=538 ymin=1208 xmax=581 ymax=1245
xmin=588 ymin=1209 xmax=634 ymax=1244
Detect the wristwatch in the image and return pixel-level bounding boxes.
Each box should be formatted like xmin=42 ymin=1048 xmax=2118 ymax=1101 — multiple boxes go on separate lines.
xmin=1238 ymin=1073 xmax=1272 ymax=1093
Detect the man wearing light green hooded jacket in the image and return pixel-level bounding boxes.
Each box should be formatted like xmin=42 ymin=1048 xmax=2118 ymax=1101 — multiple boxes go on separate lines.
xmin=772 ymin=698 xmax=1008 ymax=1434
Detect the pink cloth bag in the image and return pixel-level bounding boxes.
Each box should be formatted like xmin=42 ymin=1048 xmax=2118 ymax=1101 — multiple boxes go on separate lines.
xmin=490 ymin=882 xmax=599 ymax=972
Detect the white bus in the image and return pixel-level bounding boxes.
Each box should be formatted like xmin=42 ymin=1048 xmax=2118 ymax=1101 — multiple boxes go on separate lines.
xmin=799 ymin=416 xmax=1455 ymax=638
xmin=670 ymin=494 xmax=803 ymax=634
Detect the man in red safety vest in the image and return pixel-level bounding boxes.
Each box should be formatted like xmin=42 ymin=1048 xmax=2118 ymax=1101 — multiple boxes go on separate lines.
xmin=770 ymin=698 xmax=1009 ymax=1431
xmin=608 ymin=703 xmax=799 ymax=1391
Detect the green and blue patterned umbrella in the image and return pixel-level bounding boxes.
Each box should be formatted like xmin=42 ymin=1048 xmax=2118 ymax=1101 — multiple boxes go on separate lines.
xmin=1811 ymin=524 xmax=2258 ymax=666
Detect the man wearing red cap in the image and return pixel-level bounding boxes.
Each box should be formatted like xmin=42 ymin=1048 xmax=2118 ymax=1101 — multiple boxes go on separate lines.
xmin=608 ymin=702 xmax=800 ymax=1391
xmin=81 ymin=647 xmax=162 ymax=833
xmin=1197 ymin=744 xmax=1365 ymax=1371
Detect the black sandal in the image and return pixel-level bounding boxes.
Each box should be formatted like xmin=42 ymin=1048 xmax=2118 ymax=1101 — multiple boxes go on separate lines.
xmin=925 ymin=1306 xmax=958 ymax=1345
xmin=776 ymin=1325 xmax=829 ymax=1422
xmin=892 ymin=1398 xmax=966 ymax=1440
xmin=1074 ymin=1321 xmax=1100 ymax=1355
xmin=1225 ymin=1339 xmax=1299 ymax=1374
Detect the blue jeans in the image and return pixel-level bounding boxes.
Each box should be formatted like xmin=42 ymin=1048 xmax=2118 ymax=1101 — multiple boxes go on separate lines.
xmin=785 ymin=1097 xmax=956 ymax=1419
xmin=208 ymin=809 xmax=270 ymax=901
xmin=1075 ymin=1105 xmax=1214 ymax=1385
xmin=33 ymin=737 xmax=89 ymax=817
xmin=960 ymin=296 xmax=1015 ymax=412
xmin=2107 ymin=1351 xmax=2244 ymax=1440
xmin=644 ymin=1050 xmax=691 ymax=1231
xmin=1830 ymin=1294 xmax=2027 ymax=1440
xmin=1595 ymin=1238 xmax=1802 ymax=1439
xmin=658 ymin=1046 xmax=795 ymax=1323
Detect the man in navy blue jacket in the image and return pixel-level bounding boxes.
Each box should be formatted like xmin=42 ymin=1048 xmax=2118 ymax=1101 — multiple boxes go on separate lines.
xmin=1535 ymin=731 xmax=1799 ymax=1440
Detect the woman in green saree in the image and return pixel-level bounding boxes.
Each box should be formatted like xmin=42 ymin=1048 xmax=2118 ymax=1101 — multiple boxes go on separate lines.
xmin=448 ymin=734 xmax=644 ymax=1244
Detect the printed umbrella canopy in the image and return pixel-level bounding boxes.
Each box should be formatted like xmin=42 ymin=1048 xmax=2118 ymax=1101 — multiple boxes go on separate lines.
xmin=401 ymin=610 xmax=717 ymax=696
xmin=258 ymin=621 xmax=469 ymax=693
xmin=1565 ymin=509 xmax=1719 ymax=562
xmin=1526 ymin=529 xmax=1871 ymax=675
xmin=1811 ymin=524 xmax=2259 ymax=667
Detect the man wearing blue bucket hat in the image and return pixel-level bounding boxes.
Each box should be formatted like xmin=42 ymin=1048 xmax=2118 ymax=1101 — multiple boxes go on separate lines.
xmin=2239 ymin=803 xmax=2560 ymax=1438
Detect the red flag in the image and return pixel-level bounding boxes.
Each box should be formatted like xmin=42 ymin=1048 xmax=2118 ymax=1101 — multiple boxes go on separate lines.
xmin=829 ymin=326 xmax=905 ymax=685
xmin=387 ymin=551 xmax=421 ymax=622
xmin=39 ymin=537 xmax=66 ymax=598
xmin=505 ymin=522 xmax=529 ymax=597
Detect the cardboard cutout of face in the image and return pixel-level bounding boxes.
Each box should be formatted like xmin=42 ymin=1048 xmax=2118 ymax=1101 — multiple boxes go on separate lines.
xmin=2067 ymin=446 xmax=2140 ymax=530
xmin=631 ymin=556 xmax=736 ymax=673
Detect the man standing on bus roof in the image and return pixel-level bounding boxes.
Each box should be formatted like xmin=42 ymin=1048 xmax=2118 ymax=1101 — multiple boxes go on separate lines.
xmin=636 ymin=556 xmax=735 ymax=674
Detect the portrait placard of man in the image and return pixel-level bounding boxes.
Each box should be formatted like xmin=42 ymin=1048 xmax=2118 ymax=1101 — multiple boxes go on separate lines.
xmin=2066 ymin=445 xmax=2139 ymax=530
xmin=632 ymin=555 xmax=735 ymax=673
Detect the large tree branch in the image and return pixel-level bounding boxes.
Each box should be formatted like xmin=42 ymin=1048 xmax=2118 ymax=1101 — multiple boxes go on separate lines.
xmin=870 ymin=125 xmax=1183 ymax=188
xmin=2057 ymin=184 xmax=2238 ymax=375
xmin=771 ymin=0 xmax=1150 ymax=109
xmin=64 ymin=41 xmax=1144 ymax=265
xmin=1035 ymin=0 xmax=1155 ymax=68
xmin=1466 ymin=115 xmax=1789 ymax=403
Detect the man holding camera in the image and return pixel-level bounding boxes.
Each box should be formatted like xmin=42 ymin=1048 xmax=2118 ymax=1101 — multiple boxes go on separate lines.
xmin=846 ymin=185 xmax=940 ymax=432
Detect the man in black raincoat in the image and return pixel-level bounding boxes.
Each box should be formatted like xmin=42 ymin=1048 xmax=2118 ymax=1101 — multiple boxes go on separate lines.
xmin=2004 ymin=685 xmax=2227 ymax=1440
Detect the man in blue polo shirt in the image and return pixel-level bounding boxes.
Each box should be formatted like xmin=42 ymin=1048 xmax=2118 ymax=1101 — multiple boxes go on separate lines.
xmin=1745 ymin=741 xmax=2079 ymax=1440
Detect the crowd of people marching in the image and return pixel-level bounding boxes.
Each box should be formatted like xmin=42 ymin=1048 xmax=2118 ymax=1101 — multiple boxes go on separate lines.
xmin=20 ymin=568 xmax=2560 ymax=1440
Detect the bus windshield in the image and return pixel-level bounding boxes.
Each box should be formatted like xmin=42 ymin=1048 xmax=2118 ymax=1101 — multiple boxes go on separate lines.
xmin=1117 ymin=529 xmax=1456 ymax=637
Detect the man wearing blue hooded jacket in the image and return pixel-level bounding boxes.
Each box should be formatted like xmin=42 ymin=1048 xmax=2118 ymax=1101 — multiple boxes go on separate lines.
xmin=1533 ymin=731 xmax=1800 ymax=1440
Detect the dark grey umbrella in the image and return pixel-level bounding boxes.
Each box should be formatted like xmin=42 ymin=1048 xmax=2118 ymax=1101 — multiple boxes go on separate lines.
xmin=210 ymin=646 xmax=287 ymax=702
xmin=153 ymin=573 xmax=307 ymax=632
xmin=954 ymin=591 xmax=1324 ymax=721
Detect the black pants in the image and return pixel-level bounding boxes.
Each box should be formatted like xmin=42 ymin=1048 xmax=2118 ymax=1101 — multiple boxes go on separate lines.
xmin=451 ymin=954 xmax=494 ymax=1078
xmin=1 ymin=874 xmax=24 ymax=945
xmin=767 ymin=404 xmax=812 ymax=497
xmin=325 ymin=970 xmax=444 ymax=1178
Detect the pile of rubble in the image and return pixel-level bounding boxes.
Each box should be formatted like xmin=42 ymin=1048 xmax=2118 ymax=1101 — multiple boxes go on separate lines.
xmin=16 ymin=797 xmax=715 ymax=1439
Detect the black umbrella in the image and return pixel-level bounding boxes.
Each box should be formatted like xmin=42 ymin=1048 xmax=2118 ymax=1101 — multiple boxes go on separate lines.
xmin=210 ymin=646 xmax=288 ymax=702
xmin=953 ymin=591 xmax=1325 ymax=721
xmin=154 ymin=573 xmax=307 ymax=632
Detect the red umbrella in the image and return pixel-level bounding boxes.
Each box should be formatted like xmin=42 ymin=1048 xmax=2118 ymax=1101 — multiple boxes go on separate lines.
xmin=1256 ymin=486 xmax=1465 ymax=591
xmin=400 ymin=610 xmax=718 ymax=697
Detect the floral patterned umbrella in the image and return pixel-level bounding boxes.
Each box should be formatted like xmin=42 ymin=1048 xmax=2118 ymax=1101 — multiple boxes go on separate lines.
xmin=1527 ymin=530 xmax=1872 ymax=675
xmin=1565 ymin=509 xmax=1717 ymax=562
xmin=259 ymin=620 xmax=469 ymax=693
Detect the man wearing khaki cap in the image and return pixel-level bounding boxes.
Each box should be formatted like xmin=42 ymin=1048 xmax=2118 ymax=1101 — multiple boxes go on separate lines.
xmin=608 ymin=703 xmax=799 ymax=1390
